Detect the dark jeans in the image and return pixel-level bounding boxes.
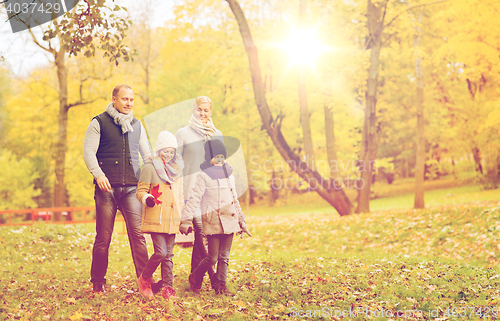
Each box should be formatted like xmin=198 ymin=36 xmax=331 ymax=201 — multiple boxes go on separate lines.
xmin=189 ymin=206 xmax=216 ymax=286
xmin=141 ymin=233 xmax=176 ymax=288
xmin=193 ymin=233 xmax=233 ymax=288
xmin=90 ymin=185 xmax=148 ymax=285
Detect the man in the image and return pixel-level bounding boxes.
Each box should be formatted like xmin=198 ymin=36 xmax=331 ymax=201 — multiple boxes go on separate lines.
xmin=83 ymin=84 xmax=150 ymax=293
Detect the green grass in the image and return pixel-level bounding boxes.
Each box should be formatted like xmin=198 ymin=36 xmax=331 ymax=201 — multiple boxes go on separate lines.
xmin=371 ymin=185 xmax=500 ymax=211
xmin=248 ymin=183 xmax=500 ymax=217
xmin=2 ymin=184 xmax=500 ymax=320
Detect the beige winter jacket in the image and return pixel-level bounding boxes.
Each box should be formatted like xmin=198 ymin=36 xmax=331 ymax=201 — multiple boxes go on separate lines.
xmin=181 ymin=171 xmax=245 ymax=235
xmin=136 ymin=162 xmax=184 ymax=234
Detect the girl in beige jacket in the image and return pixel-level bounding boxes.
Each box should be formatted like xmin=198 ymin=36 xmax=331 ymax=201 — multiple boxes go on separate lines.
xmin=179 ymin=139 xmax=251 ymax=295
xmin=136 ymin=131 xmax=184 ymax=300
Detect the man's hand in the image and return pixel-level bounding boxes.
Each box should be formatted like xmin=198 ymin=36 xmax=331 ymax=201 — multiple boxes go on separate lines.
xmin=239 ymin=222 xmax=252 ymax=239
xmin=145 ymin=196 xmax=156 ymax=207
xmin=96 ymin=175 xmax=111 ymax=192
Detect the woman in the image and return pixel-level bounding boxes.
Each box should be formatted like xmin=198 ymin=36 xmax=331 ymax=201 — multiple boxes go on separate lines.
xmin=175 ymin=96 xmax=223 ymax=290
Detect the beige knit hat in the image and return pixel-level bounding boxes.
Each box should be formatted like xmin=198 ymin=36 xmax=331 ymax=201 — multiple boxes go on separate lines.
xmin=155 ymin=131 xmax=177 ymax=154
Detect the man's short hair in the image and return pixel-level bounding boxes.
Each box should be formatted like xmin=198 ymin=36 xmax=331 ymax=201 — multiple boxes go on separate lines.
xmin=112 ymin=84 xmax=132 ymax=98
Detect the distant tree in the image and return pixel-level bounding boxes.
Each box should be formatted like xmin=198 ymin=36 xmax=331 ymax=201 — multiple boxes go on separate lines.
xmin=13 ymin=0 xmax=135 ymax=218
xmin=0 ymin=149 xmax=41 ymax=210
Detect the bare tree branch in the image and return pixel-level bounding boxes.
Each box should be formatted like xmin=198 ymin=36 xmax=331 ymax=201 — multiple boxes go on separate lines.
xmin=67 ymin=97 xmax=102 ymax=109
xmin=28 ymin=28 xmax=53 ymax=54
xmin=480 ymin=39 xmax=500 ymax=52
xmin=383 ymin=0 xmax=448 ymax=30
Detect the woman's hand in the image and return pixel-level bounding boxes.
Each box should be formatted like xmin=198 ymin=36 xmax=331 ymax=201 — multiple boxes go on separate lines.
xmin=239 ymin=222 xmax=252 ymax=239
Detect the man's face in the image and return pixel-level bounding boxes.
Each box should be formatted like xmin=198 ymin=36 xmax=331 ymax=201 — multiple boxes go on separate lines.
xmin=193 ymin=102 xmax=212 ymax=124
xmin=112 ymin=88 xmax=134 ymax=114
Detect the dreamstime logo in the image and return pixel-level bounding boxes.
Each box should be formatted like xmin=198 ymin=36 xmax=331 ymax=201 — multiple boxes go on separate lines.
xmin=3 ymin=0 xmax=78 ymax=33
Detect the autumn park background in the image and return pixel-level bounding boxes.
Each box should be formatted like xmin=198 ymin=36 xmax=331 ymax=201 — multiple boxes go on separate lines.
xmin=1 ymin=0 xmax=500 ymax=320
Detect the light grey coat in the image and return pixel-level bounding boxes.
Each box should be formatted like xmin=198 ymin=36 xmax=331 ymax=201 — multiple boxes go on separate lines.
xmin=175 ymin=126 xmax=223 ymax=200
xmin=181 ymin=172 xmax=246 ymax=235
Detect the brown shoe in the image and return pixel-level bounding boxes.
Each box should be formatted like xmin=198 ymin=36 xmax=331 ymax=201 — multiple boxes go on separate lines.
xmin=93 ymin=283 xmax=106 ymax=294
xmin=151 ymin=281 xmax=163 ymax=294
xmin=188 ymin=274 xmax=202 ymax=293
xmin=215 ymin=284 xmax=235 ymax=297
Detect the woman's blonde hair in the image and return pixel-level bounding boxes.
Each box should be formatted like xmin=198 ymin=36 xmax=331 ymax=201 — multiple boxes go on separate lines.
xmin=193 ymin=96 xmax=213 ymax=110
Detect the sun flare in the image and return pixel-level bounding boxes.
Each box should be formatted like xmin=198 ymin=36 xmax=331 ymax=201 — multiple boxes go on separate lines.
xmin=278 ymin=27 xmax=329 ymax=68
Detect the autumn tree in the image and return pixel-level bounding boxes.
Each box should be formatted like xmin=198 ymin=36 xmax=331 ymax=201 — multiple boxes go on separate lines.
xmin=9 ymin=0 xmax=136 ymax=218
xmin=225 ymin=0 xmax=353 ymax=216
xmin=407 ymin=3 xmax=425 ymax=209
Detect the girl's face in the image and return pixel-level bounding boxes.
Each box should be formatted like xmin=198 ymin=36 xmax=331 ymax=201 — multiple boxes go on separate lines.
xmin=193 ymin=102 xmax=212 ymax=124
xmin=159 ymin=148 xmax=176 ymax=164
xmin=211 ymin=154 xmax=225 ymax=166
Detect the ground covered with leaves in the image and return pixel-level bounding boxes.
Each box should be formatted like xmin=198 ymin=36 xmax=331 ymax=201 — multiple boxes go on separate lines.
xmin=1 ymin=202 xmax=500 ymax=320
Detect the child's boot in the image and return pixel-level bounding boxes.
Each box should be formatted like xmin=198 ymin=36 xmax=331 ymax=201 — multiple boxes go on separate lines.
xmin=162 ymin=286 xmax=177 ymax=299
xmin=137 ymin=275 xmax=154 ymax=300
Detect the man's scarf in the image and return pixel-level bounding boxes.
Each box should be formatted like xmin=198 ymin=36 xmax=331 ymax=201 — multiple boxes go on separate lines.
xmin=106 ymin=102 xmax=134 ymax=134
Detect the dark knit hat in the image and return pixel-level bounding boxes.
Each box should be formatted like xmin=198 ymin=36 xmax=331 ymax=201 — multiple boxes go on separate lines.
xmin=204 ymin=139 xmax=226 ymax=162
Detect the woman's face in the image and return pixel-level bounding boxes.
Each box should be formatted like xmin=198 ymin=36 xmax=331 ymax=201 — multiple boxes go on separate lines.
xmin=159 ymin=148 xmax=176 ymax=164
xmin=193 ymin=102 xmax=212 ymax=124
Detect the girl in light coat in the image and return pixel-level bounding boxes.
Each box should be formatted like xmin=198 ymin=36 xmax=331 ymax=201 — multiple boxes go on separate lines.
xmin=136 ymin=131 xmax=184 ymax=300
xmin=179 ymin=139 xmax=251 ymax=295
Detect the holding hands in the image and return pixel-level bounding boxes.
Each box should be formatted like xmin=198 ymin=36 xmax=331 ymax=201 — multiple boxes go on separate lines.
xmin=179 ymin=220 xmax=193 ymax=235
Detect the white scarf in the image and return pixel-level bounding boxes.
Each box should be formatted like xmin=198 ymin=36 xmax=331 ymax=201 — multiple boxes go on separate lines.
xmin=106 ymin=102 xmax=134 ymax=134
xmin=189 ymin=114 xmax=217 ymax=141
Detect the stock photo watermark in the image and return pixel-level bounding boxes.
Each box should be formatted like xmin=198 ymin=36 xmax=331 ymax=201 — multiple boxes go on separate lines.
xmin=249 ymin=156 xmax=378 ymax=191
xmin=288 ymin=306 xmax=499 ymax=319
xmin=3 ymin=0 xmax=77 ymax=33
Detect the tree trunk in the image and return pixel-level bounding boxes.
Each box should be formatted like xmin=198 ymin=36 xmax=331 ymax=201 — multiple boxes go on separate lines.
xmin=325 ymin=103 xmax=353 ymax=209
xmin=472 ymin=146 xmax=483 ymax=174
xmin=269 ymin=170 xmax=280 ymax=205
xmin=299 ymin=68 xmax=314 ymax=165
xmin=225 ymin=0 xmax=353 ymax=216
xmin=412 ymin=7 xmax=425 ymax=209
xmin=298 ymin=0 xmax=315 ymax=166
xmin=53 ymin=48 xmax=68 ymax=219
xmin=324 ymin=104 xmax=339 ymax=180
xmin=356 ymin=0 xmax=388 ymax=213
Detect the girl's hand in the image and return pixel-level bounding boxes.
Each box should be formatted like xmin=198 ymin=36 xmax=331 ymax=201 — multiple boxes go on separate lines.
xmin=145 ymin=196 xmax=156 ymax=208
xmin=179 ymin=221 xmax=193 ymax=235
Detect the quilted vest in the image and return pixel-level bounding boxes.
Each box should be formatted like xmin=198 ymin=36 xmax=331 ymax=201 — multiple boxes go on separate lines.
xmin=94 ymin=112 xmax=142 ymax=186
